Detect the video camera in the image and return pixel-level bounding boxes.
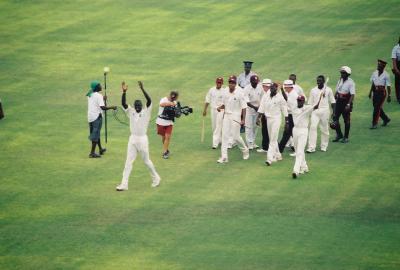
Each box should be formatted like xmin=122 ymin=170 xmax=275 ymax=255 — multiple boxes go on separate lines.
xmin=159 ymin=102 xmax=193 ymax=122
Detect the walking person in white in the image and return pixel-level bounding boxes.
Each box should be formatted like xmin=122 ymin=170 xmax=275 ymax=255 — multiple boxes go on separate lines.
xmin=307 ymin=75 xmax=335 ymax=153
xmin=257 ymin=83 xmax=289 ymax=166
xmin=217 ymin=75 xmax=250 ymax=163
xmin=292 ymin=95 xmax=321 ymax=179
xmin=203 ymin=77 xmax=226 ymax=149
xmin=116 ymin=81 xmax=161 ymax=191
xmin=243 ymin=74 xmax=263 ymax=149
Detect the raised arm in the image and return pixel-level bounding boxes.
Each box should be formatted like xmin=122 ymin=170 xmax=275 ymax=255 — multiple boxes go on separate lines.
xmin=138 ymin=81 xmax=151 ymax=107
xmin=121 ymin=81 xmax=128 ymax=109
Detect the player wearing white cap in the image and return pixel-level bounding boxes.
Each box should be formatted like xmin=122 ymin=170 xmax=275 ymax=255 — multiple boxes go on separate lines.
xmin=258 ymin=83 xmax=289 ymax=166
xmin=243 ymin=74 xmax=263 ymax=149
xmin=306 ymin=75 xmax=335 ymax=153
xmin=332 ymin=66 xmax=355 ymax=143
xmin=278 ymin=79 xmax=299 ymax=153
xmin=292 ymin=95 xmax=321 ymax=179
xmin=203 ymin=77 xmax=226 ymax=148
xmin=116 ymin=81 xmax=161 ymax=191
xmin=256 ymin=79 xmax=272 ymax=153
xmin=217 ymin=75 xmax=250 ymax=163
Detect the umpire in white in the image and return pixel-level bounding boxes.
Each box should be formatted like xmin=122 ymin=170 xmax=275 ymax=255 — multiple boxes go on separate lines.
xmin=116 ymin=81 xmax=161 ymax=191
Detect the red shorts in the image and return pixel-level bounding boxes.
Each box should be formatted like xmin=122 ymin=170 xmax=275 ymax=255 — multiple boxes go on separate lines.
xmin=157 ymin=124 xmax=173 ymax=136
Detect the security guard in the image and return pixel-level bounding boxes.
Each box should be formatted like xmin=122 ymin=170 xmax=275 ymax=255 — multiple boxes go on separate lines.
xmin=332 ymin=66 xmax=355 ymax=143
xmin=238 ymin=61 xmax=256 ymax=88
xmin=369 ymin=59 xmax=391 ymax=129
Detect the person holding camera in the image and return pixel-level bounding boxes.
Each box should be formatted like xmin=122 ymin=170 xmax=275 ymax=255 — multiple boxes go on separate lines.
xmin=156 ymin=91 xmax=179 ymax=159
xmin=116 ymin=81 xmax=161 ymax=191
xmin=217 ymin=75 xmax=250 ymax=163
xmin=86 ymin=80 xmax=117 ymax=158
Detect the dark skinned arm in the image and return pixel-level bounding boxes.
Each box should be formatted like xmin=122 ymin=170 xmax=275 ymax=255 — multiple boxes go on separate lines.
xmin=387 ymin=86 xmax=391 ymax=103
xmin=393 ymin=58 xmax=400 ymax=75
xmin=138 ymin=81 xmax=151 ymax=107
xmin=247 ymin=102 xmax=258 ymax=112
xmin=368 ymin=83 xmax=374 ymax=99
xmin=121 ymin=81 xmax=128 ymax=109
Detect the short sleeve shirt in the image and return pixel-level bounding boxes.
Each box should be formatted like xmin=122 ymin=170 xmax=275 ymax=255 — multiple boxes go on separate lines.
xmin=392 ymin=44 xmax=400 ymax=61
xmin=223 ymin=87 xmax=247 ymax=117
xmin=237 ymin=71 xmax=256 ymax=88
xmin=336 ymin=78 xmax=356 ymax=95
xmin=124 ymin=104 xmax=152 ymax=136
xmin=258 ymin=93 xmax=288 ymax=118
xmin=87 ymin=92 xmax=105 ymax=122
xmin=292 ymin=105 xmax=314 ymax=128
xmin=156 ymin=97 xmax=175 ymax=126
xmin=205 ymin=86 xmax=226 ymax=110
xmin=243 ymin=84 xmax=263 ymax=115
xmin=286 ymin=90 xmax=299 ymax=114
xmin=308 ymin=86 xmax=335 ymax=109
xmin=370 ymin=70 xmax=391 ymax=87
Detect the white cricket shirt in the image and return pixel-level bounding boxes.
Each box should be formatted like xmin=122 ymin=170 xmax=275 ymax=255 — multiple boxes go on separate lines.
xmin=205 ymin=86 xmax=226 ymax=110
xmin=124 ymin=104 xmax=152 ymax=137
xmin=223 ymin=87 xmax=247 ymax=117
xmin=258 ymin=93 xmax=288 ymax=118
xmin=308 ymin=86 xmax=335 ymax=109
xmin=243 ymin=83 xmax=263 ymax=115
xmin=292 ymin=105 xmax=314 ymax=129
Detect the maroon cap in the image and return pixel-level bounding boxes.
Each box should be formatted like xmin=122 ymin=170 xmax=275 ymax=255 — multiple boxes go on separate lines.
xmin=297 ymin=95 xmax=306 ymax=102
xmin=228 ymin=75 xmax=237 ymax=83
xmin=250 ymin=75 xmax=259 ymax=83
xmin=216 ymin=77 xmax=224 ymax=83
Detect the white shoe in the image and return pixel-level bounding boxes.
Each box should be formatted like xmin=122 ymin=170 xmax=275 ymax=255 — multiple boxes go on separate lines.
xmin=248 ymin=145 xmax=254 ymax=150
xmin=265 ymin=160 xmax=271 ymax=166
xmin=217 ymin=157 xmax=228 ymax=163
xmin=116 ymin=184 xmax=128 ymax=191
xmin=227 ymin=144 xmax=232 ymax=149
xmin=151 ymin=177 xmax=161 ymax=188
xmin=289 ymin=152 xmax=296 ymax=157
xmin=306 ymin=149 xmax=315 ymax=153
xmin=253 ymin=144 xmax=259 ymax=149
xmin=243 ymin=149 xmax=250 ymax=160
xmin=320 ymin=148 xmax=327 ymax=152
xmin=276 ymin=155 xmax=283 ymax=161
xmin=212 ymin=145 xmax=218 ymax=149
xmin=257 ymin=148 xmax=267 ymax=153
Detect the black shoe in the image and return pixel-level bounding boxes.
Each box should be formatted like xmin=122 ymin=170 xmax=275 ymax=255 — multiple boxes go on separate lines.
xmin=332 ymin=136 xmax=343 ymax=142
xmin=100 ymin=148 xmax=107 ymax=155
xmin=162 ymin=151 xmax=169 ymax=159
xmin=370 ymin=125 xmax=377 ymax=129
xmin=292 ymin=172 xmax=297 ymax=179
xmin=341 ymin=138 xmax=349 ymax=143
xmin=290 ymin=146 xmax=295 ymax=152
xmin=382 ymin=119 xmax=391 ymax=126
xmin=89 ymin=153 xmax=101 ymax=158
xmin=265 ymin=160 xmax=271 ymax=166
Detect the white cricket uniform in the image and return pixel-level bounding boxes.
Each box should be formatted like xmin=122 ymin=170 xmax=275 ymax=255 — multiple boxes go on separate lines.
xmin=221 ymin=87 xmax=249 ymax=160
xmin=120 ymin=104 xmax=160 ymax=189
xmin=258 ymin=93 xmax=288 ymax=163
xmin=292 ymin=105 xmax=314 ymax=174
xmin=87 ymin=92 xmax=104 ymax=122
xmin=205 ymin=86 xmax=227 ymax=147
xmin=370 ymin=70 xmax=391 ymax=87
xmin=156 ymin=97 xmax=175 ymax=126
xmin=243 ymin=83 xmax=263 ymax=147
xmin=307 ymin=86 xmax=335 ymax=152
xmin=392 ymin=44 xmax=400 ymax=61
xmin=238 ymin=71 xmax=256 ymax=88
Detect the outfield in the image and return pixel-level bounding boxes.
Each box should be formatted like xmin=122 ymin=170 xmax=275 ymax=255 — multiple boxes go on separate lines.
xmin=1 ymin=1 xmax=400 ymax=269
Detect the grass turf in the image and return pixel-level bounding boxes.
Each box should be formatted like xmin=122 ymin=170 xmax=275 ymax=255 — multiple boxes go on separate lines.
xmin=1 ymin=0 xmax=400 ymax=269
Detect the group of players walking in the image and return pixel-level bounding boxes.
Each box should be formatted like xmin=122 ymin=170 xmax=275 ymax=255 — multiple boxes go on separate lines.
xmin=86 ymin=37 xmax=399 ymax=189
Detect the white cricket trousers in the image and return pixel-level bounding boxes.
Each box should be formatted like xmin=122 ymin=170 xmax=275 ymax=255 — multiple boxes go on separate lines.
xmin=308 ymin=108 xmax=330 ymax=151
xmin=121 ymin=135 xmax=160 ymax=188
xmin=266 ymin=116 xmax=282 ymax=162
xmin=221 ymin=113 xmax=248 ymax=159
xmin=293 ymin=127 xmax=309 ymax=174
xmin=245 ymin=113 xmax=258 ymax=146
xmin=211 ymin=109 xmax=224 ymax=147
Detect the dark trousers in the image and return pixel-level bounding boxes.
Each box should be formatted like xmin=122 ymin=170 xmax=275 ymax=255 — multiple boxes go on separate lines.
xmin=333 ymin=98 xmax=352 ymax=139
xmin=0 ymin=101 xmax=4 ymax=119
xmin=260 ymin=115 xmax=269 ymax=150
xmin=395 ymin=61 xmax=400 ymax=102
xmin=279 ymin=114 xmax=293 ymax=153
xmin=372 ymin=90 xmax=389 ymax=125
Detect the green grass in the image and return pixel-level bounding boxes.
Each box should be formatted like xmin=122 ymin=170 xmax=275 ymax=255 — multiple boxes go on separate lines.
xmin=1 ymin=0 xmax=400 ymax=269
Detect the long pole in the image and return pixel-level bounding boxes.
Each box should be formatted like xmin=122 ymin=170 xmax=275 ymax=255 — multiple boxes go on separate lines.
xmin=104 ymin=72 xmax=108 ymax=143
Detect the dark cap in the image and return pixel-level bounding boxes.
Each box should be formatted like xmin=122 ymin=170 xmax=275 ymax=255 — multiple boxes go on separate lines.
xmin=243 ymin=61 xmax=253 ymax=68
xmin=297 ymin=95 xmax=306 ymax=102
xmin=228 ymin=75 xmax=237 ymax=83
xmin=216 ymin=77 xmax=224 ymax=83
xmin=377 ymin=59 xmax=387 ymax=65
xmin=250 ymin=75 xmax=259 ymax=83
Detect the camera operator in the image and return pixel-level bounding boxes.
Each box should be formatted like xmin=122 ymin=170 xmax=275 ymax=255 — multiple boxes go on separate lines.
xmin=156 ymin=91 xmax=179 ymax=159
